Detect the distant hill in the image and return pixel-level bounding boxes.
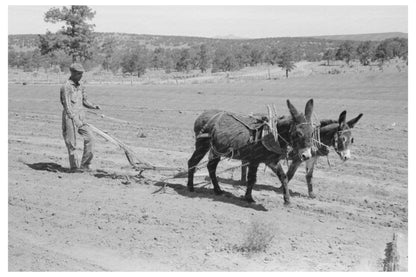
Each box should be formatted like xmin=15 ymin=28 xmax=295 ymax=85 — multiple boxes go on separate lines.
xmin=312 ymin=32 xmax=407 ymax=41
xmin=8 ymin=32 xmax=408 ymax=64
xmin=8 ymin=32 xmax=342 ymax=56
xmin=214 ymin=34 xmax=246 ymax=40
xmin=9 ymin=32 xmax=408 ymax=52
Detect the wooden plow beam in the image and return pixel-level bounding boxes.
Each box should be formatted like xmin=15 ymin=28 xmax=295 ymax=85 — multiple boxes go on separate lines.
xmin=87 ymin=123 xmax=179 ymax=172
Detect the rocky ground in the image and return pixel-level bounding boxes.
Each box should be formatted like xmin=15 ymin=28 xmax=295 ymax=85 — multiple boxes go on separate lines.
xmin=8 ymin=70 xmax=408 ymax=271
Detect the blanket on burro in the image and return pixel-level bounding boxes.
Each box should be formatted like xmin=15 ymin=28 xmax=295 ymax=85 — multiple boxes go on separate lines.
xmin=208 ymin=112 xmax=285 ymax=161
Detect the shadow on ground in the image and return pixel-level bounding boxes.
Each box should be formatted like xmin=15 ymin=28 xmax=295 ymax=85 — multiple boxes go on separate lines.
xmin=25 ymin=163 xmax=143 ymax=185
xmin=26 ymin=162 xmax=71 ymax=173
xmin=25 ymin=163 xmax=299 ymax=207
xmin=152 ymin=180 xmax=268 ymax=211
xmin=212 ymin=176 xmax=302 ymax=198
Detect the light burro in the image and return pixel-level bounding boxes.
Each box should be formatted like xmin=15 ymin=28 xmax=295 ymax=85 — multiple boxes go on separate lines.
xmin=60 ymin=63 xmax=100 ymax=172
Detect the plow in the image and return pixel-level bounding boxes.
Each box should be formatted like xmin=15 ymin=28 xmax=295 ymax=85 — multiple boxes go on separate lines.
xmin=85 ymin=113 xmax=251 ymax=183
xmin=86 ymin=106 xmax=327 ymax=185
xmin=88 ymin=122 xmax=252 ymax=179
xmin=86 ymin=108 xmax=288 ymax=182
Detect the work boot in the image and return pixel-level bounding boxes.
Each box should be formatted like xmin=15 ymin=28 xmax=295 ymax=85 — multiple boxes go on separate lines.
xmin=69 ymin=167 xmax=83 ymax=173
xmin=80 ymin=164 xmax=92 ymax=172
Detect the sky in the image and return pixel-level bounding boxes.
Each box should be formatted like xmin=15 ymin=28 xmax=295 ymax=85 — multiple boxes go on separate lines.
xmin=8 ymin=5 xmax=408 ymax=38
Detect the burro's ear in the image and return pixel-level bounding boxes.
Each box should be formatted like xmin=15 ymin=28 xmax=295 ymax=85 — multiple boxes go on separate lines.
xmin=338 ymin=110 xmax=347 ymax=127
xmin=304 ymin=99 xmax=314 ymax=122
xmin=347 ymin=113 xmax=363 ymax=128
xmin=286 ymin=99 xmax=299 ymax=120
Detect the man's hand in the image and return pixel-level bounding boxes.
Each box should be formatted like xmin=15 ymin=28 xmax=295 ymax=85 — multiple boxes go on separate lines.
xmin=94 ymin=105 xmax=101 ymax=110
xmin=73 ymin=118 xmax=84 ymax=128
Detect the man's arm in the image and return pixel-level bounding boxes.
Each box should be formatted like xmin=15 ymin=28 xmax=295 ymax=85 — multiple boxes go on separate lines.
xmin=82 ymin=87 xmax=100 ymax=109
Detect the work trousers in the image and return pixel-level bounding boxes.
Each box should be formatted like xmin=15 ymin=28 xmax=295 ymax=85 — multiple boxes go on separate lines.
xmin=62 ymin=110 xmax=94 ymax=169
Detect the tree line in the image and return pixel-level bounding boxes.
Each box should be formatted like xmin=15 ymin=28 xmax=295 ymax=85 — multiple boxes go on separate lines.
xmin=323 ymin=38 xmax=407 ymax=66
xmin=8 ymin=6 xmax=408 ymax=78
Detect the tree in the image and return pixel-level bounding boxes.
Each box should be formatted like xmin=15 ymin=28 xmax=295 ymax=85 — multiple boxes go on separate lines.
xmin=100 ymin=37 xmax=116 ymax=71
xmin=335 ymin=41 xmax=354 ymax=65
xmin=356 ymin=41 xmax=373 ymax=66
xmin=27 ymin=49 xmax=43 ymax=71
xmin=161 ymin=49 xmax=175 ymax=73
xmin=175 ymin=48 xmax=192 ymax=72
xmin=8 ymin=46 xmax=18 ymax=68
xmin=375 ymin=38 xmax=408 ymax=62
xmin=212 ymin=47 xmax=239 ymax=72
xmin=266 ymin=47 xmax=280 ymax=66
xmin=39 ymin=5 xmax=96 ymax=62
xmin=151 ymin=47 xmax=165 ymax=70
xmin=120 ymin=47 xmax=148 ymax=80
xmin=264 ymin=46 xmax=280 ymax=79
xmin=322 ymin=49 xmax=335 ymax=66
xmin=249 ymin=47 xmax=263 ymax=66
xmin=234 ymin=44 xmax=251 ymax=68
xmin=52 ymin=50 xmax=73 ymax=72
xmin=197 ymin=44 xmax=210 ymax=73
xmin=277 ymin=48 xmax=296 ymax=78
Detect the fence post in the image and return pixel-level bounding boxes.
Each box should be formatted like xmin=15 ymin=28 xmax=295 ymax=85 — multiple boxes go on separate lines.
xmin=383 ymin=232 xmax=408 ymax=271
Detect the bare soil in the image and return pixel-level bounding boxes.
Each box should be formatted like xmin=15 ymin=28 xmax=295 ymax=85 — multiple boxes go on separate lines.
xmin=8 ymin=71 xmax=408 ymax=271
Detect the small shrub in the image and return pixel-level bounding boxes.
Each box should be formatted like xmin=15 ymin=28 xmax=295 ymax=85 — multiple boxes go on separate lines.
xmin=328 ymin=68 xmax=341 ymax=75
xmin=238 ymin=219 xmax=275 ymax=254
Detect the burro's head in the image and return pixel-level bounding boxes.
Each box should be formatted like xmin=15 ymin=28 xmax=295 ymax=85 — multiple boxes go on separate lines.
xmin=286 ymin=99 xmax=314 ymax=161
xmin=334 ymin=111 xmax=363 ymax=161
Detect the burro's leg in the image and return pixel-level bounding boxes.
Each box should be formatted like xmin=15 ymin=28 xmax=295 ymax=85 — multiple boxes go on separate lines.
xmin=267 ymin=159 xmax=303 ymax=204
xmin=280 ymin=173 xmax=291 ymax=205
xmin=282 ymin=159 xmax=303 ymax=204
xmin=187 ymin=138 xmax=210 ymax=192
xmin=245 ymin=163 xmax=259 ymax=203
xmin=266 ymin=161 xmax=285 ymax=187
xmin=207 ymin=156 xmax=222 ymax=195
xmin=78 ymin=124 xmax=94 ymax=169
xmin=241 ymin=161 xmax=248 ymax=185
xmin=286 ymin=159 xmax=302 ymax=182
xmin=305 ymin=157 xmax=318 ymax=198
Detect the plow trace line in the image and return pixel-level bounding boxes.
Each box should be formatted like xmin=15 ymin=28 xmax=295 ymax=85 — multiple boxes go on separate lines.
xmin=86 ymin=122 xmax=244 ymax=183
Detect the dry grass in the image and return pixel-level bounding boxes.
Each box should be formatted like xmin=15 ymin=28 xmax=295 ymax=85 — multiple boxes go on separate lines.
xmin=237 ymin=219 xmax=276 ymax=254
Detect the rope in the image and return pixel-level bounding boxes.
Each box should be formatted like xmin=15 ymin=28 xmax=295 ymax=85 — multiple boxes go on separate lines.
xmin=86 ymin=110 xmax=133 ymax=125
xmin=327 ymin=155 xmax=332 ymax=168
xmin=210 ymin=141 xmax=235 ymax=160
xmin=86 ymin=109 xmax=254 ymax=177
xmin=312 ymin=137 xmax=332 ymax=150
xmin=87 ymin=108 xmax=328 ymax=181
xmin=312 ymin=112 xmax=334 ymax=168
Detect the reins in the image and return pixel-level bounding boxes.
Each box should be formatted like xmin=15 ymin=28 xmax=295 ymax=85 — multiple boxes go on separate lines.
xmin=86 ymin=107 xmax=332 ymax=185
xmin=86 ymin=110 xmax=253 ymax=181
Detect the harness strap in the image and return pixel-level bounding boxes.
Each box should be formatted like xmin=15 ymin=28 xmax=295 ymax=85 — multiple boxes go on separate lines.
xmin=227 ymin=113 xmax=266 ymax=131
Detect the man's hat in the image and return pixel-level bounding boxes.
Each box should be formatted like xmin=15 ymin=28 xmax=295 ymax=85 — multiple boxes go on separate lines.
xmin=69 ymin=63 xmax=85 ymax=73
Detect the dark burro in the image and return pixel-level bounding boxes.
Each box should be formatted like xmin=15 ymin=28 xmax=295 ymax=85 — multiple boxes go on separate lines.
xmin=187 ymin=99 xmax=315 ymax=205
xmin=240 ymin=110 xmax=363 ymax=198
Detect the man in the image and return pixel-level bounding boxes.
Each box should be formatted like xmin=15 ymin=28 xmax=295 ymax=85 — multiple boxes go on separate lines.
xmin=60 ymin=63 xmax=100 ymax=172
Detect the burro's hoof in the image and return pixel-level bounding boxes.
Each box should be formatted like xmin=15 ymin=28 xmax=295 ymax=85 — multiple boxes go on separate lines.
xmin=214 ymin=189 xmax=223 ymax=195
xmin=283 ymin=197 xmax=291 ymax=206
xmin=308 ymin=192 xmax=316 ymax=199
xmin=245 ymin=196 xmax=256 ymax=203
